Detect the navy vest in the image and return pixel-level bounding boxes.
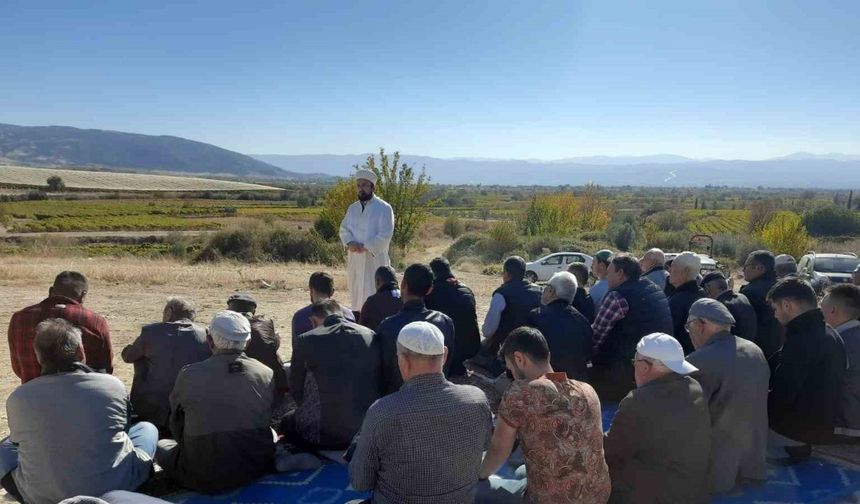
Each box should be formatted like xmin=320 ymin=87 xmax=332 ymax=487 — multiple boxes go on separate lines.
xmin=493 ymin=279 xmax=543 ymax=341
xmin=606 ymin=278 xmax=674 ymax=361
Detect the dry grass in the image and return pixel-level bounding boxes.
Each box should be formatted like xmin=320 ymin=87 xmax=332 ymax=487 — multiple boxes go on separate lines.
xmin=0 ymin=165 xmax=281 ymax=192
xmin=0 ymin=253 xmax=500 ymax=437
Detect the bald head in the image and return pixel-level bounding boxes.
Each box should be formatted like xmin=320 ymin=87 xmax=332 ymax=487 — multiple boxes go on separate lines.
xmin=640 ymin=248 xmax=666 ymax=273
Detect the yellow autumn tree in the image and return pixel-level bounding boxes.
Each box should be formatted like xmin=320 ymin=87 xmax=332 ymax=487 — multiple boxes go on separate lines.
xmin=758 ymin=211 xmax=813 ymax=259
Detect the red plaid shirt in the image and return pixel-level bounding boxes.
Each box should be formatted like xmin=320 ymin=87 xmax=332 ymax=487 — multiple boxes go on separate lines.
xmin=8 ymin=296 xmax=113 ymax=383
xmin=591 ymin=291 xmax=630 ymax=344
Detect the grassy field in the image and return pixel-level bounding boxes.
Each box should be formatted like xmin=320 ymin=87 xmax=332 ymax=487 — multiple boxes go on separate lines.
xmin=0 ymin=165 xmax=282 ymax=192
xmin=2 ymin=199 xmax=319 ymax=232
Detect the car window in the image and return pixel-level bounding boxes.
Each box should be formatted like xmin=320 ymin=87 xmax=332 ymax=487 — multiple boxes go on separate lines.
xmin=813 ymin=257 xmax=860 ymax=274
xmin=543 ymin=255 xmax=563 ymax=265
xmin=565 ymin=254 xmax=580 ymax=264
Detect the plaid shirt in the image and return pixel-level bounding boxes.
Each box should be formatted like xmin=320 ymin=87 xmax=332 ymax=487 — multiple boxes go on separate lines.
xmin=349 ymin=373 xmax=492 ymax=504
xmin=8 ymin=296 xmax=113 ymax=383
xmin=591 ymin=291 xmax=630 ymax=344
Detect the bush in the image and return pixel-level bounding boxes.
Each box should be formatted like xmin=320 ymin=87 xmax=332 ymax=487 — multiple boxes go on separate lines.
xmin=608 ymin=222 xmax=637 ymax=251
xmin=47 ymin=175 xmax=65 ymax=192
xmin=445 ymin=232 xmax=485 ymax=264
xmin=759 ymin=212 xmax=813 ymax=260
xmin=314 ymin=180 xmax=355 ymax=241
xmin=486 ymin=221 xmax=521 ymax=261
xmin=748 ymin=199 xmax=777 ymax=233
xmin=648 ymin=231 xmax=690 ymax=252
xmin=734 ymin=235 xmax=770 ymax=266
xmin=647 ymin=210 xmax=689 ymax=232
xmin=802 ymin=206 xmax=860 ymax=237
xmin=196 ymin=221 xmax=344 ymax=265
xmin=443 ymin=213 xmax=465 ymax=239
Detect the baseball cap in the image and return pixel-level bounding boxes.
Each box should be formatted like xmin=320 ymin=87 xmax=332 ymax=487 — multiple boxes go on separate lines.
xmin=397 ymin=321 xmax=445 ymax=356
xmin=210 ymin=310 xmax=251 ymax=343
xmin=595 ymin=249 xmax=614 ymax=263
xmin=636 ymin=333 xmax=698 ymax=375
xmin=688 ymin=298 xmax=736 ymax=326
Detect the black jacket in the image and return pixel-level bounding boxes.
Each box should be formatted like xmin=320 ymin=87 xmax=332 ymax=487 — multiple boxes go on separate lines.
xmin=377 ymin=300 xmax=455 ymax=395
xmin=668 ymin=280 xmax=707 ymax=354
xmin=359 ymin=283 xmax=404 ymax=332
xmin=740 ymin=273 xmax=784 ymax=359
xmin=289 ymin=314 xmax=381 ymax=448
xmin=483 ymin=279 xmax=543 ymax=356
xmin=716 ymin=290 xmax=758 ymax=343
xmin=572 ymin=287 xmax=596 ymax=324
xmin=527 ymin=300 xmax=593 ymax=381
xmin=425 ymin=277 xmax=481 ymax=377
xmin=244 ymin=314 xmax=288 ymax=394
xmin=769 ymin=309 xmax=846 ymax=444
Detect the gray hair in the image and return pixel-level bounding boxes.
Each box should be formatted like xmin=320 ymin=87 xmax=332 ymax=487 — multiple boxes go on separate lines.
xmin=210 ymin=332 xmax=247 ymax=352
xmin=547 ymin=271 xmax=578 ymax=302
xmin=396 ymin=342 xmax=444 ymax=362
xmin=644 ymin=248 xmax=666 ymax=266
xmin=673 ymin=252 xmax=701 ymax=282
xmin=34 ymin=318 xmax=82 ymax=369
xmin=165 ymin=296 xmax=196 ymax=321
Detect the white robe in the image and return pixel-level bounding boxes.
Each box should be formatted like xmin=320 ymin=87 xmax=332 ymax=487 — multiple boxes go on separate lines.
xmin=339 ymin=195 xmax=395 ymax=310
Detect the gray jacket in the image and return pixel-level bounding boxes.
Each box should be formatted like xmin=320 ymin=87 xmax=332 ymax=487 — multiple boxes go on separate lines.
xmin=160 ymin=351 xmax=275 ymax=493
xmin=604 ymin=373 xmax=710 ymax=504
xmin=687 ymin=331 xmax=770 ymax=493
xmin=836 ymin=320 xmax=860 ymax=437
xmin=122 ymin=320 xmax=211 ymax=428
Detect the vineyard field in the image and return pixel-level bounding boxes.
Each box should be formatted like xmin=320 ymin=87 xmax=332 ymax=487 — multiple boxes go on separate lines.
xmin=686 ymin=209 xmax=750 ymax=234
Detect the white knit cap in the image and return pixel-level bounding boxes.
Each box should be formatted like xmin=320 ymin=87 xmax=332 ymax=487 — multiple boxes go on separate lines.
xmin=397 ymin=321 xmax=445 ymax=356
xmin=210 ymin=310 xmax=251 ymax=342
xmin=355 ymin=169 xmax=377 ymax=185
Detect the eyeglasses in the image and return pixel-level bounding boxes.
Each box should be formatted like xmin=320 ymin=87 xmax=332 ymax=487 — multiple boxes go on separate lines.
xmin=631 ymin=357 xmax=651 ymax=366
xmin=684 ymin=319 xmax=701 ymax=332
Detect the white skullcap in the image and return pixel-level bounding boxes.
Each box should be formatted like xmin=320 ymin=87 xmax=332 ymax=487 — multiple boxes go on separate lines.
xmin=210 ymin=310 xmax=251 ymax=342
xmin=355 ymin=169 xmax=377 ymax=185
xmin=397 ymin=321 xmax=445 ymax=356
xmin=774 ymin=254 xmax=797 ymax=265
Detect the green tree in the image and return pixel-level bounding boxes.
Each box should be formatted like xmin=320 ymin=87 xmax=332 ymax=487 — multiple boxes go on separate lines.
xmin=46 ymin=175 xmax=65 ymax=192
xmin=361 ymin=148 xmax=435 ymax=250
xmin=314 ymin=179 xmax=356 ymax=240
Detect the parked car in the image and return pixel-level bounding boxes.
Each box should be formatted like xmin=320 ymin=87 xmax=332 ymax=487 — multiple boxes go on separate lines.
xmin=525 ymin=252 xmax=593 ymax=282
xmin=798 ymin=252 xmax=859 ymax=287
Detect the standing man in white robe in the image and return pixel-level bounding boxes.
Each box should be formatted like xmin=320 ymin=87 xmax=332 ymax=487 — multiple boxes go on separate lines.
xmin=339 ymin=169 xmax=395 ymax=310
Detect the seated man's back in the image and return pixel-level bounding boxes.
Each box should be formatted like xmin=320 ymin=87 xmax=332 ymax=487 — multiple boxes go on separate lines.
xmin=285 ymin=301 xmax=382 ymax=449
xmin=156 ymin=311 xmax=275 ymax=494
xmin=528 ymin=298 xmax=593 ymax=381
xmin=123 ymin=299 xmax=211 ymax=429
xmin=7 ymin=368 xmax=152 ymax=504
xmin=349 ymin=321 xmax=493 ymax=504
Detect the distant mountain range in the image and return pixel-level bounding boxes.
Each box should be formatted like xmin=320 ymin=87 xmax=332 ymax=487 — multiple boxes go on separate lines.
xmin=252 ymin=153 xmax=860 ymax=189
xmin=1 ymin=123 xmax=857 ymax=188
xmin=0 ymin=123 xmax=308 ymax=180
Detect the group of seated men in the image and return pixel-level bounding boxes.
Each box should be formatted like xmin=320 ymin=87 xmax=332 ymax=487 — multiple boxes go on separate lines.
xmin=2 ymin=248 xmax=860 ymax=504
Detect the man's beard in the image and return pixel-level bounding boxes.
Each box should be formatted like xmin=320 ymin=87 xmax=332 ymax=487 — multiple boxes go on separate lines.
xmin=358 ymin=190 xmax=373 ymax=202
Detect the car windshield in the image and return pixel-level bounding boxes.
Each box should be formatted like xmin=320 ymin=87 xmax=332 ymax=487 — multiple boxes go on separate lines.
xmin=814 ymin=257 xmax=860 ymax=273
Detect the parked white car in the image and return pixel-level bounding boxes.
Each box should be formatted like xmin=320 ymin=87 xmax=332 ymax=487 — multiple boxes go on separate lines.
xmin=525 ymin=252 xmax=593 ymax=282
xmin=798 ymin=252 xmax=859 ymax=286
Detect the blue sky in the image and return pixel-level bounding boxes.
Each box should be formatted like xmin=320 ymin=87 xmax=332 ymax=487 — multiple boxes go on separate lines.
xmin=2 ymin=0 xmax=858 ymax=159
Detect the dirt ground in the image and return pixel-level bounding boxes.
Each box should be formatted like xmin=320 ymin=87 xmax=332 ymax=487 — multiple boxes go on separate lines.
xmin=0 ymin=252 xmax=498 ymax=438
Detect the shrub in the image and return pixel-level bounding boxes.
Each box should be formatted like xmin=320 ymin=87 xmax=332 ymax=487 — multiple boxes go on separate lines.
xmin=748 ymin=199 xmax=778 ymax=233
xmin=196 ymin=221 xmax=344 ymax=265
xmin=443 ymin=213 xmax=465 ymax=239
xmin=485 ymin=221 xmax=521 ymax=261
xmin=648 ymin=210 xmax=689 ymax=232
xmin=47 ymin=175 xmax=65 ymax=192
xmin=314 ymin=180 xmax=355 ymax=241
xmin=648 ymin=231 xmax=690 ymax=252
xmin=445 ymin=232 xmax=485 ymax=264
xmin=802 ymin=206 xmax=860 ymax=237
xmin=759 ymin=212 xmax=813 ymax=260
xmin=734 ymin=235 xmax=770 ymax=266
xmin=608 ymin=222 xmax=637 ymax=251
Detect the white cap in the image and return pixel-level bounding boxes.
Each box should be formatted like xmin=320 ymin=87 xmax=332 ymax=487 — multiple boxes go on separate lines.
xmin=775 ymin=254 xmax=797 ymax=265
xmin=397 ymin=321 xmax=445 ymax=356
xmin=355 ymin=169 xmax=377 ymax=185
xmin=636 ymin=332 xmax=698 ymax=375
xmin=210 ymin=310 xmax=251 ymax=342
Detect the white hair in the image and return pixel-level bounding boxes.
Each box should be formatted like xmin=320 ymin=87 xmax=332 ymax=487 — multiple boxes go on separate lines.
xmin=211 ymin=332 xmax=248 ymax=352
xmin=548 ymin=271 xmax=578 ymax=302
xmin=645 ymin=248 xmax=666 ymax=265
xmin=673 ymin=252 xmax=701 ymax=282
